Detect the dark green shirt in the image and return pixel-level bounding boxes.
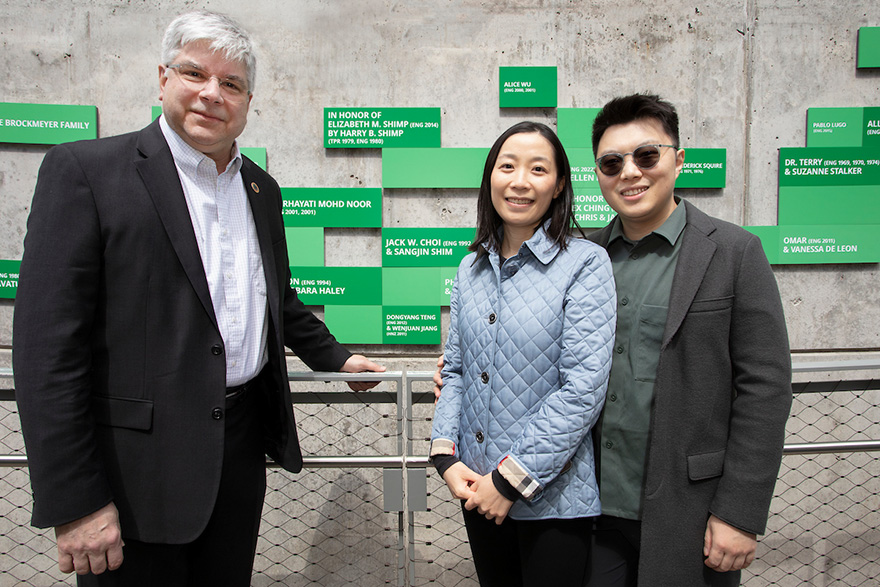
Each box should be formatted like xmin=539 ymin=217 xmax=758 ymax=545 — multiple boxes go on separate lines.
xmin=598 ymin=202 xmax=687 ymax=520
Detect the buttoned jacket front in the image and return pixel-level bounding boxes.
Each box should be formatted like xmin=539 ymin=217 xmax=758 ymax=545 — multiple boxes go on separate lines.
xmin=431 ymin=227 xmax=616 ymax=520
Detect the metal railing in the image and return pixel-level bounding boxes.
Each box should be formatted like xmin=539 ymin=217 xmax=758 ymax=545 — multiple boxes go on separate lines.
xmin=0 ymin=360 xmax=878 ymax=586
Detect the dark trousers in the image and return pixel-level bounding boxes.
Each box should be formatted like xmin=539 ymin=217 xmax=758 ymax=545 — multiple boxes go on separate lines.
xmin=461 ymin=502 xmax=592 ymax=587
xmin=77 ymin=381 xmax=267 ymax=587
xmin=584 ymin=515 xmax=642 ymax=587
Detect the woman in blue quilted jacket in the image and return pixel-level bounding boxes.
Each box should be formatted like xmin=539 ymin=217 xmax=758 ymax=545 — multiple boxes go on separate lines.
xmin=430 ymin=121 xmax=617 ymax=586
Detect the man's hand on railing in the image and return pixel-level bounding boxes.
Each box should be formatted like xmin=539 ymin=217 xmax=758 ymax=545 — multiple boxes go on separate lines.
xmin=340 ymin=355 xmax=386 ymax=391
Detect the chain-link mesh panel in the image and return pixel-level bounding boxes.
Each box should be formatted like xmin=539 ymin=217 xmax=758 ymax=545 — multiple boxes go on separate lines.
xmin=742 ymin=388 xmax=880 ymax=586
xmin=255 ymin=468 xmax=398 ymax=586
xmin=409 ymin=387 xmax=880 ymax=587
xmin=254 ymin=384 xmax=403 ymax=587
xmin=1 ymin=383 xmax=879 ymax=586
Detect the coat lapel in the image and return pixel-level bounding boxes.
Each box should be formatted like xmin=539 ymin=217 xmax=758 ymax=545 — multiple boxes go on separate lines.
xmin=661 ymin=201 xmax=717 ymax=349
xmin=241 ymin=159 xmax=281 ymax=329
xmin=133 ymin=120 xmax=218 ymax=328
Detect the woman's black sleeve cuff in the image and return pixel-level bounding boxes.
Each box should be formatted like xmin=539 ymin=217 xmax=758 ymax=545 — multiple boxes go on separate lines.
xmin=492 ymin=469 xmax=521 ymax=502
xmin=431 ymin=454 xmax=460 ymax=477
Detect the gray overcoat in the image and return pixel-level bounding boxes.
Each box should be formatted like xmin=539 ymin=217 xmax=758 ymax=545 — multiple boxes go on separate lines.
xmin=589 ymin=200 xmax=792 ymax=586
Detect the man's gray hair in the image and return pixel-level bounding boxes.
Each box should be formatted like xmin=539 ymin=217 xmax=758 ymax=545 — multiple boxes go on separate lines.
xmin=161 ymin=10 xmax=256 ymax=93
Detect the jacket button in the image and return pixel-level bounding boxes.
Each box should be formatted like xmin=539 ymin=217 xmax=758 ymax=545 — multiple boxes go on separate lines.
xmin=605 ymin=441 xmax=613 ymax=449
xmin=621 ymin=297 xmax=629 ymax=306
xmin=212 ymin=407 xmax=223 ymax=420
xmin=609 ymin=394 xmax=617 ymax=402
xmin=616 ymin=345 xmax=624 ymax=354
xmin=475 ymin=431 xmax=484 ymax=443
xmin=480 ymin=372 xmax=489 ymax=384
xmin=211 ymin=344 xmax=223 ymax=356
xmin=488 ymin=312 xmax=497 ymax=324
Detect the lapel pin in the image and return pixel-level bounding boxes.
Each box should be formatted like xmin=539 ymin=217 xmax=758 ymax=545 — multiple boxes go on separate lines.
xmin=251 ymin=182 xmax=260 ymax=194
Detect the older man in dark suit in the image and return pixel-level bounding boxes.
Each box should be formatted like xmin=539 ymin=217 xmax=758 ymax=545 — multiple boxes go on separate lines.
xmin=13 ymin=10 xmax=383 ymax=586
xmin=584 ymin=94 xmax=792 ymax=586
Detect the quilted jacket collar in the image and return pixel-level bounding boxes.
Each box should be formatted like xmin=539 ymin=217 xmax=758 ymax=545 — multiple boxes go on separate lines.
xmin=483 ymin=220 xmax=562 ymax=267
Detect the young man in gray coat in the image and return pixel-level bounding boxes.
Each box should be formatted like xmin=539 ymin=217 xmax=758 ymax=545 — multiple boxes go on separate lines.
xmin=584 ymin=93 xmax=792 ymax=586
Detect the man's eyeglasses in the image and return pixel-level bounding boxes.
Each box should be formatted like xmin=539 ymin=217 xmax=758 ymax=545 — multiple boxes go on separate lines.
xmin=166 ymin=64 xmax=250 ymax=99
xmin=595 ymin=144 xmax=678 ymax=176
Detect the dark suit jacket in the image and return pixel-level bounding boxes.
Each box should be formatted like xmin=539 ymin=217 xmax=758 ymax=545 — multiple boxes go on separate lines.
xmin=13 ymin=119 xmax=351 ymax=543
xmin=589 ymin=200 xmax=792 ymax=586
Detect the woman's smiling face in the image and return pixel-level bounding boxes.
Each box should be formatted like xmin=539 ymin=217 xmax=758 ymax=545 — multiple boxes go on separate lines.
xmin=490 ymin=131 xmax=564 ymax=239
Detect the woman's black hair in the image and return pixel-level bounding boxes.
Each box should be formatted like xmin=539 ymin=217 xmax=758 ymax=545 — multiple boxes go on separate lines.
xmin=470 ymin=121 xmax=582 ymax=258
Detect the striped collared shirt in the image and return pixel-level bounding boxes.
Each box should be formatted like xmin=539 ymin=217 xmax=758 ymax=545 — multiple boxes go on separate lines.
xmin=160 ymin=115 xmax=268 ymax=387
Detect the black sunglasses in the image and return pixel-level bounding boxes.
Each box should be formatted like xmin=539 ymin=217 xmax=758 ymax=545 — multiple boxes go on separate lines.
xmin=595 ymin=144 xmax=678 ymax=176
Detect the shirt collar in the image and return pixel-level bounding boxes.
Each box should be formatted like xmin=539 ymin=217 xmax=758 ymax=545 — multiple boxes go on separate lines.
xmin=607 ymin=197 xmax=687 ymax=247
xmin=159 ymin=114 xmax=242 ymax=177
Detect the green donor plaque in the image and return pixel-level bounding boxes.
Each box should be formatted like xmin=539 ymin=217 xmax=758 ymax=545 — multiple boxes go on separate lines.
xmin=383 ymin=307 xmax=441 ymax=344
xmin=0 ymin=103 xmax=97 ymax=145
xmin=382 ymin=228 xmax=475 ymax=267
xmin=499 ymin=66 xmax=557 ymax=108
xmin=281 ymin=188 xmax=382 ymax=228
xmin=324 ymin=107 xmax=440 ymax=148
xmin=746 ymin=225 xmax=880 ymax=264
xmin=778 ymin=147 xmax=880 ymax=226
xmin=779 ymin=148 xmax=880 ymax=186
xmin=676 ymin=149 xmax=726 ymax=188
xmin=0 ymin=260 xmax=21 ymax=299
xmin=574 ymin=190 xmax=617 ymax=228
xmin=806 ymin=108 xmax=880 ymax=148
xmin=289 ymin=267 xmax=381 ymax=305
xmin=858 ymin=27 xmax=880 ymax=68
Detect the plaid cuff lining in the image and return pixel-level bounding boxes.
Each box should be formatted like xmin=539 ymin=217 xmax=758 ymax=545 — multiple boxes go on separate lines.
xmin=430 ymin=439 xmax=456 ymax=457
xmin=498 ymin=455 xmax=542 ymax=501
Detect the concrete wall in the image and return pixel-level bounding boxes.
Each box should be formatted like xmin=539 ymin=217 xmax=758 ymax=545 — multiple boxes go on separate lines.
xmin=1 ymin=0 xmax=879 ymax=364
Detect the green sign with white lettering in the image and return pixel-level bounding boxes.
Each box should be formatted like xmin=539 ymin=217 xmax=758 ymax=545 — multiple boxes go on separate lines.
xmin=779 ymin=148 xmax=880 ymax=187
xmin=499 ymin=66 xmax=557 ymax=108
xmin=746 ymin=225 xmax=880 ymax=264
xmin=677 ymin=149 xmax=726 ymax=188
xmin=566 ymin=148 xmax=615 ymax=227
xmin=0 ymin=103 xmax=97 ymax=144
xmin=574 ymin=189 xmax=618 ymax=228
xmin=322 ymin=304 xmax=444 ymax=344
xmin=382 ymin=228 xmax=475 ymax=267
xmin=806 ymin=107 xmax=880 ymax=148
xmin=289 ymin=267 xmax=381 ymax=305
xmin=0 ymin=260 xmax=21 ymax=299
xmin=778 ymin=148 xmax=880 ymax=226
xmin=324 ymin=107 xmax=440 ymax=148
xmin=281 ymin=187 xmax=382 ymax=227
xmin=383 ymin=306 xmax=441 ymax=344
